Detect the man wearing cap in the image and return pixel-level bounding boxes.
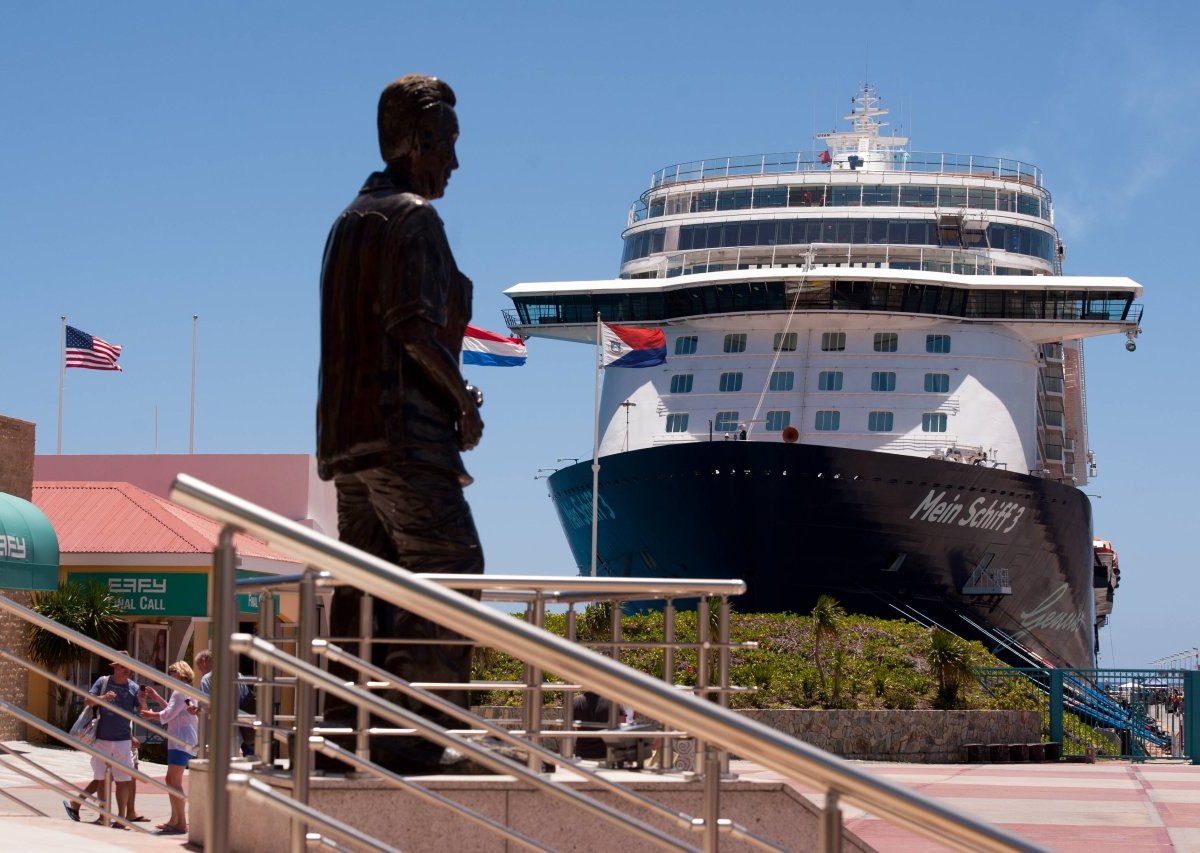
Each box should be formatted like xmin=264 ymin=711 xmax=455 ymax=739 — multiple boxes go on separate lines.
xmin=63 ymin=658 xmax=140 ymax=826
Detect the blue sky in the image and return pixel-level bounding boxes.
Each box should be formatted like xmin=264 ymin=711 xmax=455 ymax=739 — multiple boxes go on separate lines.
xmin=3 ymin=2 xmax=1196 ymax=668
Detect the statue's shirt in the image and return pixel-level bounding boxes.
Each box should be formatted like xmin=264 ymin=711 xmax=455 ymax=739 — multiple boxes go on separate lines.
xmin=318 ymin=167 xmax=472 ymax=481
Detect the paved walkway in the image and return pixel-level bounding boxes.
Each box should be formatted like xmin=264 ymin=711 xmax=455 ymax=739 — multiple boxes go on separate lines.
xmin=735 ymin=758 xmax=1200 ymax=851
xmin=0 ymin=741 xmax=189 ymax=851
xmin=3 ymin=741 xmax=1199 ymax=850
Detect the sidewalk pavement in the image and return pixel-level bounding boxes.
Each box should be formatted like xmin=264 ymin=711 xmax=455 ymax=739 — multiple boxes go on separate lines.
xmin=0 ymin=740 xmax=189 ymax=851
xmin=4 ymin=740 xmax=1199 ymax=851
xmin=734 ymin=758 xmax=1200 ymax=851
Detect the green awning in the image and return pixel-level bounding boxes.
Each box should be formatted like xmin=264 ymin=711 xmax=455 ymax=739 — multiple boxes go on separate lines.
xmin=0 ymin=493 xmax=60 ymax=591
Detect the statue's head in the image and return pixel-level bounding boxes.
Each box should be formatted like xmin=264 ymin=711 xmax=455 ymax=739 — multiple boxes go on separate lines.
xmin=378 ymin=74 xmax=459 ymax=199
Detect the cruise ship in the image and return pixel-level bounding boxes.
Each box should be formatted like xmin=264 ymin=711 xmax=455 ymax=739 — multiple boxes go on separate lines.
xmin=503 ymin=86 xmax=1142 ymax=668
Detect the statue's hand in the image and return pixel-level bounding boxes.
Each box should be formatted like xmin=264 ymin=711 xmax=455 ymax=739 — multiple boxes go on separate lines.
xmin=458 ymin=405 xmax=484 ymax=451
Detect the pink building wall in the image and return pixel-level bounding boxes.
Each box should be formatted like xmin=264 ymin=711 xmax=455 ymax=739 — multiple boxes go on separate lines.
xmin=34 ymin=454 xmax=338 ymax=537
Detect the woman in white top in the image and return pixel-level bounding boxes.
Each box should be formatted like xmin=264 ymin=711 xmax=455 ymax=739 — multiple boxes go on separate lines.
xmin=139 ymin=660 xmax=198 ymax=835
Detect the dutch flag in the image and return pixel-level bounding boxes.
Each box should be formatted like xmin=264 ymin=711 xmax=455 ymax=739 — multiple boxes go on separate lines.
xmin=462 ymin=325 xmax=528 ymax=367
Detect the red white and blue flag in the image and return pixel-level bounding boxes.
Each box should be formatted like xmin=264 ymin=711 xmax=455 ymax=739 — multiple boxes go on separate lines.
xmin=65 ymin=325 xmax=123 ymax=371
xmin=600 ymin=322 xmax=666 ymax=368
xmin=462 ymin=325 xmax=528 ymax=367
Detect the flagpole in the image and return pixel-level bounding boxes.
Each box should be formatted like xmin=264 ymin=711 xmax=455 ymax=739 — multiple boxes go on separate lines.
xmin=189 ymin=314 xmax=198 ymax=454
xmin=56 ymin=316 xmax=66 ymax=454
xmin=590 ymin=312 xmax=602 ymax=577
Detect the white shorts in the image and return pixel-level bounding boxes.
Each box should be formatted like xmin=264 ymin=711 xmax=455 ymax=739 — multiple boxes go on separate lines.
xmin=90 ymin=738 xmax=134 ymax=782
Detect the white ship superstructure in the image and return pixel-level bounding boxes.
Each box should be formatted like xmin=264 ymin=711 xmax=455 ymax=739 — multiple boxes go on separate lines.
xmin=507 ymin=86 xmax=1141 ymax=485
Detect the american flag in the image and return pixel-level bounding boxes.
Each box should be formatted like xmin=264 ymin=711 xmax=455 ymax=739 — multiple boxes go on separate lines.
xmin=65 ymin=325 xmax=123 ymax=371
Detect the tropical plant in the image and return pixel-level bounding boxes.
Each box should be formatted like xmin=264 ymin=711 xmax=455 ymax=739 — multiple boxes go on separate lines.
xmin=26 ymin=581 xmax=124 ymax=727
xmin=928 ymin=628 xmax=974 ymax=709
xmin=810 ymin=594 xmax=845 ymax=696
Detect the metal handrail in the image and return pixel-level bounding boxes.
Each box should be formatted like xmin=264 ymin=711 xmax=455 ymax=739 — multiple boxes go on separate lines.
xmin=171 ymin=473 xmax=1045 ymax=852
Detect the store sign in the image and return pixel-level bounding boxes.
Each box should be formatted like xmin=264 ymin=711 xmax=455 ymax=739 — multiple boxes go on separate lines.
xmin=67 ymin=572 xmax=208 ymax=617
xmin=235 ymin=570 xmax=281 ymax=615
xmin=236 ymin=590 xmax=280 ymax=614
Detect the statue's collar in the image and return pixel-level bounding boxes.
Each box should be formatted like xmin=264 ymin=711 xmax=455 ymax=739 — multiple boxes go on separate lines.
xmin=361 ymin=164 xmax=414 ymax=194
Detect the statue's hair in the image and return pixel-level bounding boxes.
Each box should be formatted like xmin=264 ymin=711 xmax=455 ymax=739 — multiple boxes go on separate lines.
xmin=378 ymin=74 xmax=457 ymax=163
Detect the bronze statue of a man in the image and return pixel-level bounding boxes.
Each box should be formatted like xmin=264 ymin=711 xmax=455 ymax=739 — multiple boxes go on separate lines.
xmin=317 ymin=74 xmax=484 ymax=773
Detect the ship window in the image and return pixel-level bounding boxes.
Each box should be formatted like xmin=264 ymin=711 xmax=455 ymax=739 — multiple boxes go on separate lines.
xmin=821 ymin=332 xmax=846 ymax=352
xmin=691 ymin=191 xmax=717 ymax=213
xmin=926 ymin=334 xmax=951 ymax=353
xmin=900 ymin=185 xmax=937 ymax=207
xmin=871 ymin=372 xmax=896 ymax=392
xmin=789 ymin=186 xmax=823 ymax=207
xmin=717 ymin=189 xmax=753 ymax=211
xmin=863 ymin=186 xmax=898 ymax=206
xmin=922 ymin=413 xmax=948 ymax=432
xmin=665 ymin=413 xmax=690 ymax=433
xmin=873 ymin=332 xmax=898 ymax=352
xmin=715 ymin=411 xmax=740 ymax=432
xmin=939 ymin=187 xmax=967 ymax=208
xmin=723 ymin=333 xmax=747 ymax=353
xmin=719 ymin=372 xmax=744 ymax=392
xmin=868 ymin=411 xmax=894 ymax=432
xmin=770 ymin=370 xmax=795 ymax=391
xmin=830 ymin=186 xmax=862 ymax=207
xmin=753 ymin=187 xmax=788 ymax=208
xmin=814 ymin=410 xmax=840 ymax=431
xmin=924 ymin=373 xmax=950 ymax=393
xmin=675 ymin=335 xmax=698 ymax=355
xmin=818 ymin=371 xmax=843 ymax=391
xmin=773 ymin=332 xmax=798 ymax=352
xmin=669 ymin=374 xmax=694 ymax=394
xmin=766 ymin=411 xmax=791 ymax=432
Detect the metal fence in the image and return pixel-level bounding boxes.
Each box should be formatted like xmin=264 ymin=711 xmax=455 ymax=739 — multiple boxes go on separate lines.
xmin=975 ymin=667 xmax=1200 ymax=762
xmin=171 ymin=472 xmax=1045 ymax=852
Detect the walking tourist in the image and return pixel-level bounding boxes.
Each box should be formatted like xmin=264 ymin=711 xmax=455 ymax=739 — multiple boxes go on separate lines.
xmin=62 ymin=657 xmax=140 ymax=827
xmin=139 ymin=660 xmax=198 ymax=835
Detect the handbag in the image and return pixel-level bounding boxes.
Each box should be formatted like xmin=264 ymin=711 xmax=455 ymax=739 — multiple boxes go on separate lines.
xmin=69 ymin=675 xmax=108 ymax=746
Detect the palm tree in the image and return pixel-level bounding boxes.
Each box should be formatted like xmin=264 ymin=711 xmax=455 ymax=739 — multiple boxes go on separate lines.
xmin=928 ymin=629 xmax=974 ymax=709
xmin=810 ymin=595 xmax=845 ymax=696
xmin=26 ymin=582 xmax=124 ymax=728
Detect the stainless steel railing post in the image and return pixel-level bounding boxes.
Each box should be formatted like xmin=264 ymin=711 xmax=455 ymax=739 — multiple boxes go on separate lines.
xmin=528 ymin=592 xmax=545 ymax=771
xmin=820 ymin=790 xmax=843 ymax=853
xmin=717 ymin=597 xmax=731 ymax=777
xmin=561 ymin=605 xmax=578 ymax=758
xmin=256 ymin=588 xmax=276 ymax=762
xmin=102 ymin=765 xmax=112 ymax=827
xmin=695 ymin=596 xmax=711 ymax=765
xmin=702 ymin=748 xmax=720 ymax=852
xmin=207 ymin=526 xmax=237 ymax=853
xmin=356 ymin=592 xmax=374 ymax=763
xmin=662 ymin=598 xmax=676 ymax=771
xmin=289 ymin=568 xmax=317 ymax=852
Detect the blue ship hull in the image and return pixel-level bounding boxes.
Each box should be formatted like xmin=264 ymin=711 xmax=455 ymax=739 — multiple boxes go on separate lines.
xmin=547 ymin=441 xmax=1099 ymax=668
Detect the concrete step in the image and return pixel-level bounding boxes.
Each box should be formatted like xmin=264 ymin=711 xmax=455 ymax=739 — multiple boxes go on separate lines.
xmin=187 ymin=759 xmax=875 ymax=853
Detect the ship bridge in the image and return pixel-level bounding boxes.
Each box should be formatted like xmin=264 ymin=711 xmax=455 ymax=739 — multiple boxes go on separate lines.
xmin=503 ymin=268 xmax=1144 ymax=346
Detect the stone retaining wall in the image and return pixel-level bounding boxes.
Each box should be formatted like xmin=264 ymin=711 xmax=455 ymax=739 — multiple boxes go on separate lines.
xmin=738 ymin=709 xmax=1042 ymax=763
xmin=0 ymin=415 xmax=36 ymax=741
xmin=474 ymin=706 xmax=1041 ymax=764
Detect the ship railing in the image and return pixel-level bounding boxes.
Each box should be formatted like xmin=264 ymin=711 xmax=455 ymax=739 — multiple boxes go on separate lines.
xmin=0 ymin=595 xmax=207 ymax=833
xmin=171 ymin=473 xmax=1046 ymax=853
xmin=640 ymin=244 xmax=1008 ymax=279
xmin=646 ymin=151 xmax=1043 ymax=193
